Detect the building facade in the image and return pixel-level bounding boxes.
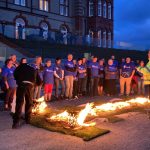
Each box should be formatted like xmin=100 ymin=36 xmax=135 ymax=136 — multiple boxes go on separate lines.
xmin=0 ymin=0 xmax=113 ymax=48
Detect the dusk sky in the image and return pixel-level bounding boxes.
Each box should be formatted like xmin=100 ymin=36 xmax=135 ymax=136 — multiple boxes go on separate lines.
xmin=114 ymin=0 xmax=150 ymax=50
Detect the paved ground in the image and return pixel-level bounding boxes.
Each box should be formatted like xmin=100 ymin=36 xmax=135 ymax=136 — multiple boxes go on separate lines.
xmin=0 ymin=97 xmax=150 ymax=150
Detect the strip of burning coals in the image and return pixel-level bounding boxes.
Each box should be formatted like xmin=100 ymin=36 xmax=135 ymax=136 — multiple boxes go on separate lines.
xmin=46 ymin=98 xmax=150 ymax=129
xmin=46 ymin=103 xmax=96 ymax=129
xmin=32 ymin=97 xmax=47 ymax=114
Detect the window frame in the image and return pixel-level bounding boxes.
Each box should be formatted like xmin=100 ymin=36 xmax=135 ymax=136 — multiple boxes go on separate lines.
xmin=108 ymin=3 xmax=112 ymax=19
xmin=89 ymin=0 xmax=94 ymax=17
xmin=59 ymin=0 xmax=69 ymax=16
xmin=39 ymin=0 xmax=49 ymax=12
xmin=98 ymin=0 xmax=102 ymax=16
xmin=103 ymin=1 xmax=107 ymax=18
xmin=14 ymin=0 xmax=26 ymax=6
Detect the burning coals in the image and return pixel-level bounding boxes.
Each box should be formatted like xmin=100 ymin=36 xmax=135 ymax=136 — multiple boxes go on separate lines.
xmin=32 ymin=97 xmax=47 ymax=114
xmin=47 ymin=98 xmax=150 ymax=129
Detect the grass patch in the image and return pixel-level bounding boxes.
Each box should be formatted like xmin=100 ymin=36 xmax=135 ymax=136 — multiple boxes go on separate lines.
xmin=30 ymin=114 xmax=110 ymax=141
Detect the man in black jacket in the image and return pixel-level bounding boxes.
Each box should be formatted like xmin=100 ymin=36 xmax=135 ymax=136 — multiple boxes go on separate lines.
xmin=12 ymin=63 xmax=42 ymax=129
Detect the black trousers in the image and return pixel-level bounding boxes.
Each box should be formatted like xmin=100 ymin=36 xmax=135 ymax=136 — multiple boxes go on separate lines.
xmin=13 ymin=83 xmax=34 ymax=124
xmin=5 ymin=87 xmax=16 ymax=105
xmin=78 ymin=78 xmax=84 ymax=95
xmin=90 ymin=77 xmax=99 ymax=97
xmin=105 ymin=79 xmax=117 ymax=95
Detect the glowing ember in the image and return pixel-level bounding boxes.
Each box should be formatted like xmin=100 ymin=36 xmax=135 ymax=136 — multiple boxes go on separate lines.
xmin=32 ymin=97 xmax=47 ymax=114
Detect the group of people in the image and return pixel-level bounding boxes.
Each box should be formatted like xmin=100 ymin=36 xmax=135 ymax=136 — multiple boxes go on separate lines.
xmin=0 ymin=52 xmax=150 ymax=128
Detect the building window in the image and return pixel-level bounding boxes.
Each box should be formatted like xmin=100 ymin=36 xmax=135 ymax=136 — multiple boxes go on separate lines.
xmin=60 ymin=25 xmax=68 ymax=44
xmin=89 ymin=0 xmax=94 ymax=17
xmin=98 ymin=0 xmax=102 ymax=16
xmin=40 ymin=22 xmax=49 ymax=40
xmin=39 ymin=0 xmax=49 ymax=11
xmin=108 ymin=32 xmax=112 ymax=48
xmin=60 ymin=0 xmax=69 ymax=16
xmin=103 ymin=1 xmax=107 ymax=18
xmin=108 ymin=3 xmax=112 ymax=19
xmin=15 ymin=0 xmax=26 ymax=6
xmin=103 ymin=30 xmax=106 ymax=47
xmin=15 ymin=18 xmax=26 ymax=39
xmin=98 ymin=30 xmax=102 ymax=47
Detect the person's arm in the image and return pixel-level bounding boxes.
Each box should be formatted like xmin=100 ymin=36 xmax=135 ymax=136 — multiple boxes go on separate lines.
xmin=54 ymin=71 xmax=60 ymax=79
xmin=2 ymin=71 xmax=9 ymax=89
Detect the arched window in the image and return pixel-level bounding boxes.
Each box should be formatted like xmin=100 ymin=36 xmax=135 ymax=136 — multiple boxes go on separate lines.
xmin=103 ymin=1 xmax=107 ymax=18
xmin=15 ymin=18 xmax=26 ymax=39
xmin=108 ymin=31 xmax=112 ymax=48
xmin=103 ymin=30 xmax=106 ymax=47
xmin=108 ymin=3 xmax=112 ymax=19
xmin=89 ymin=0 xmax=94 ymax=16
xmin=98 ymin=30 xmax=102 ymax=47
xmin=60 ymin=25 xmax=68 ymax=44
xmin=98 ymin=0 xmax=102 ymax=16
xmin=40 ymin=22 xmax=49 ymax=40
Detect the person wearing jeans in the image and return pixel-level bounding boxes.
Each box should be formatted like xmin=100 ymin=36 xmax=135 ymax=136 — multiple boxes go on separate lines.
xmin=54 ymin=58 xmax=65 ymax=100
xmin=89 ymin=56 xmax=100 ymax=97
xmin=64 ymin=54 xmax=76 ymax=99
xmin=120 ymin=57 xmax=135 ymax=96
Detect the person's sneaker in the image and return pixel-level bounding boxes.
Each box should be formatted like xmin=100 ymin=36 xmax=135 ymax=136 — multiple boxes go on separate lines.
xmin=74 ymin=96 xmax=79 ymax=100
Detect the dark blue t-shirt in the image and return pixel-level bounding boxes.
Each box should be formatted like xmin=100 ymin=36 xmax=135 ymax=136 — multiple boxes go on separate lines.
xmin=54 ymin=64 xmax=64 ymax=78
xmin=1 ymin=66 xmax=17 ymax=88
xmin=64 ymin=60 xmax=75 ymax=76
xmin=43 ymin=66 xmax=54 ymax=84
xmin=89 ymin=62 xmax=100 ymax=78
xmin=120 ymin=63 xmax=135 ymax=78
xmin=99 ymin=65 xmax=105 ymax=78
xmin=77 ymin=64 xmax=86 ymax=78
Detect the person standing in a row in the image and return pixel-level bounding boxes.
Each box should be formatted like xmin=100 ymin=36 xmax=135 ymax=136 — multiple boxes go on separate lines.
xmin=89 ymin=56 xmax=100 ymax=97
xmin=120 ymin=57 xmax=135 ymax=97
xmin=64 ymin=54 xmax=76 ymax=99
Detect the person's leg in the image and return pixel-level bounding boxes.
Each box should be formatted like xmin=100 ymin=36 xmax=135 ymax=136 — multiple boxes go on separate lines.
xmin=48 ymin=84 xmax=53 ymax=101
xmin=69 ymin=76 xmax=74 ymax=99
xmin=90 ymin=78 xmax=94 ymax=97
xmin=13 ymin=85 xmax=25 ymax=125
xmin=8 ymin=88 xmax=16 ymax=109
xmin=78 ymin=78 xmax=82 ymax=95
xmin=141 ymin=80 xmax=145 ymax=95
xmin=55 ymin=78 xmax=60 ymax=98
xmin=138 ymin=80 xmax=141 ymax=95
xmin=93 ymin=77 xmax=99 ymax=96
xmin=126 ymin=77 xmax=132 ymax=95
xmin=60 ymin=80 xmax=65 ymax=97
xmin=37 ymin=85 xmax=42 ymax=99
xmin=25 ymin=85 xmax=34 ymax=123
xmin=65 ymin=76 xmax=70 ymax=98
xmin=82 ymin=77 xmax=87 ymax=95
xmin=120 ymin=76 xmax=125 ymax=95
xmin=4 ymin=89 xmax=11 ymax=110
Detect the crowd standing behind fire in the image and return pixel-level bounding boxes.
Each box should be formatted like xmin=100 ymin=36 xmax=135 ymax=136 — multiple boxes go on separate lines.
xmin=0 ymin=51 xmax=150 ymax=114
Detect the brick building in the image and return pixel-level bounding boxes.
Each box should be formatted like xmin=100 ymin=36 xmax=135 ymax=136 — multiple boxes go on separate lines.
xmin=0 ymin=0 xmax=113 ymax=48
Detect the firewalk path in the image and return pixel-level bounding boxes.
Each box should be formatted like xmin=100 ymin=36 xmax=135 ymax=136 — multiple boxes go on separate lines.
xmin=0 ymin=97 xmax=150 ymax=150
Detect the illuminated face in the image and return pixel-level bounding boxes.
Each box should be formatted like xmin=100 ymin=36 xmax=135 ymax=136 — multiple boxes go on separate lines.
xmin=93 ymin=57 xmax=97 ymax=62
xmin=57 ymin=60 xmax=61 ymax=64
xmin=108 ymin=59 xmax=113 ymax=65
xmin=78 ymin=60 xmax=82 ymax=65
xmin=68 ymin=54 xmax=73 ymax=61
xmin=46 ymin=61 xmax=51 ymax=67
xmin=126 ymin=57 xmax=131 ymax=63
xmin=22 ymin=59 xmax=27 ymax=64
xmin=99 ymin=60 xmax=104 ymax=66
xmin=11 ymin=55 xmax=17 ymax=62
xmin=36 ymin=57 xmax=42 ymax=64
xmin=140 ymin=61 xmax=144 ymax=67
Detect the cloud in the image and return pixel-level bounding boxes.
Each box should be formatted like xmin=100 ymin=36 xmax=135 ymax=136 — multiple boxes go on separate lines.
xmin=114 ymin=0 xmax=150 ymax=50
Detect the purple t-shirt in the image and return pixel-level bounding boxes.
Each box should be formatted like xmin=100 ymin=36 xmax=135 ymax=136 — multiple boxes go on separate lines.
xmin=54 ymin=64 xmax=64 ymax=78
xmin=120 ymin=62 xmax=135 ymax=78
xmin=1 ymin=66 xmax=17 ymax=88
xmin=64 ymin=60 xmax=75 ymax=76
xmin=77 ymin=64 xmax=86 ymax=78
xmin=89 ymin=62 xmax=100 ymax=78
xmin=43 ymin=66 xmax=54 ymax=84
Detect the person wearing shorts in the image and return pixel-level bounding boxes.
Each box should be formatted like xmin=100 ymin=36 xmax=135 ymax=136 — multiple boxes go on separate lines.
xmin=43 ymin=60 xmax=54 ymax=102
